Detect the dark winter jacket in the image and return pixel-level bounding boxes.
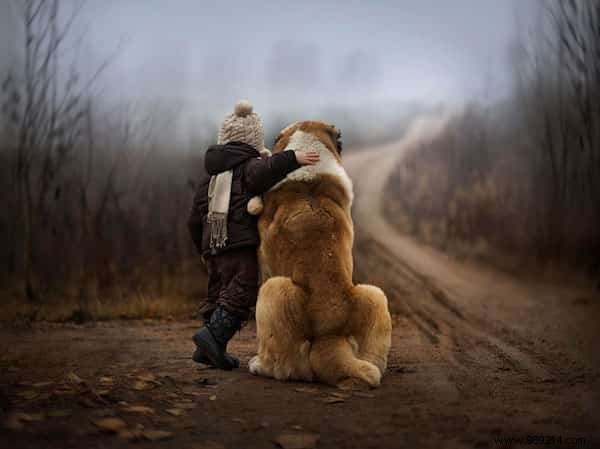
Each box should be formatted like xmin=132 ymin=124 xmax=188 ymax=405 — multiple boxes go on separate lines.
xmin=188 ymin=141 xmax=299 ymax=257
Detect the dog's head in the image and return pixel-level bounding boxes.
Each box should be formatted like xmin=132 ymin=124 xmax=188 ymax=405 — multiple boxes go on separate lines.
xmin=269 ymin=120 xmax=353 ymax=205
xmin=272 ymin=121 xmax=342 ymax=161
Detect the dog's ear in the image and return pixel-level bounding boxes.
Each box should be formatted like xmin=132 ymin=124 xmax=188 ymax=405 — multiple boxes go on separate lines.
xmin=329 ymin=125 xmax=342 ymax=156
xmin=273 ymin=132 xmax=284 ymax=147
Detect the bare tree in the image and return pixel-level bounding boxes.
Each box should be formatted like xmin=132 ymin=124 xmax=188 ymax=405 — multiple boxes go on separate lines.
xmin=2 ymin=0 xmax=99 ymax=301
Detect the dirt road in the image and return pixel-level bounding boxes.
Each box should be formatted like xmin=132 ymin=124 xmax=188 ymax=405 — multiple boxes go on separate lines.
xmin=2 ymin=118 xmax=600 ymax=448
xmin=348 ymin=117 xmax=600 ymax=443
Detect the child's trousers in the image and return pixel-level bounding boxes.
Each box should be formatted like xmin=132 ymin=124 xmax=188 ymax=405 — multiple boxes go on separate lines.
xmin=200 ymin=247 xmax=259 ymax=322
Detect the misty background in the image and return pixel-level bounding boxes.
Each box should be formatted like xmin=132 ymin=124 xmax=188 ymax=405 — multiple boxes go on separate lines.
xmin=1 ymin=0 xmax=535 ymax=147
xmin=1 ymin=0 xmax=598 ymax=322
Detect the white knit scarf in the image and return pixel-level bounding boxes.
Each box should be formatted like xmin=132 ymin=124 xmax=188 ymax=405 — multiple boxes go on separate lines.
xmin=207 ymin=170 xmax=232 ymax=249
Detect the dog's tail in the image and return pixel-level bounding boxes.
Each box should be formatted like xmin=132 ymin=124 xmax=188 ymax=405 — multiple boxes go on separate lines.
xmin=308 ymin=284 xmax=392 ymax=388
xmin=309 ymin=335 xmax=382 ymax=388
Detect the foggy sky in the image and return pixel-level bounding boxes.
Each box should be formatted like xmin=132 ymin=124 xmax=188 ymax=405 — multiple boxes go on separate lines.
xmin=2 ymin=0 xmax=538 ymax=141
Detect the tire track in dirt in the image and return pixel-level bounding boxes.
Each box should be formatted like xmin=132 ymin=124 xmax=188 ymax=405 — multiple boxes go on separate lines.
xmin=361 ymin=236 xmax=552 ymax=381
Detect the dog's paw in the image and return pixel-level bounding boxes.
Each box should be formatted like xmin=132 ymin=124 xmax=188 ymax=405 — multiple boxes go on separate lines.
xmin=247 ymin=196 xmax=264 ymax=215
xmin=357 ymin=361 xmax=382 ymax=387
xmin=336 ymin=377 xmax=373 ymax=391
xmin=248 ymin=355 xmax=262 ymax=375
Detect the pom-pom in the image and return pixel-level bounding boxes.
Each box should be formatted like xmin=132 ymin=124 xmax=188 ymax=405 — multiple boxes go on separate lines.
xmin=247 ymin=196 xmax=264 ymax=215
xmin=234 ymin=100 xmax=253 ymax=117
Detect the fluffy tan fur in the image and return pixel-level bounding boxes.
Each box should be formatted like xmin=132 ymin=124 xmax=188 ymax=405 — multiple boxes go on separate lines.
xmin=249 ymin=121 xmax=392 ymax=388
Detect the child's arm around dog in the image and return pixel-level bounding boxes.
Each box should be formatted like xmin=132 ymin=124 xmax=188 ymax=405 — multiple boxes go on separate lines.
xmin=244 ymin=150 xmax=319 ymax=215
xmin=244 ymin=150 xmax=320 ymax=195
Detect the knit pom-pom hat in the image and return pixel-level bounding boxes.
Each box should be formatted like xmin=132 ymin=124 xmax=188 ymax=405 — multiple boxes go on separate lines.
xmin=218 ymin=100 xmax=265 ymax=152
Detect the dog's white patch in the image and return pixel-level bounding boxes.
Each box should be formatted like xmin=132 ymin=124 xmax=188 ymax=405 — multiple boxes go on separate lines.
xmin=273 ymin=130 xmax=354 ymax=204
xmin=248 ymin=355 xmax=262 ymax=375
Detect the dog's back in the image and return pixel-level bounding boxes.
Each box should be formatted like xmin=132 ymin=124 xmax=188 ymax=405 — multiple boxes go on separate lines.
xmin=260 ymin=173 xmax=354 ymax=291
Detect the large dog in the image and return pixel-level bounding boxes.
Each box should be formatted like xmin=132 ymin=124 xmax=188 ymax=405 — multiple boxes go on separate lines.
xmin=248 ymin=121 xmax=392 ymax=388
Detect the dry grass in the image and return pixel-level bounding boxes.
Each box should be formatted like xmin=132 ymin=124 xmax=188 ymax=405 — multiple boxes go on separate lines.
xmin=385 ymin=166 xmax=509 ymax=259
xmin=0 ymin=259 xmax=208 ymax=323
xmin=0 ymin=294 xmax=199 ymax=323
xmin=383 ymin=117 xmax=597 ymax=285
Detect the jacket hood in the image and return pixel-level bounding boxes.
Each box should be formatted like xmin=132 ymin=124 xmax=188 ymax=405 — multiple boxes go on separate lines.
xmin=205 ymin=141 xmax=260 ymax=175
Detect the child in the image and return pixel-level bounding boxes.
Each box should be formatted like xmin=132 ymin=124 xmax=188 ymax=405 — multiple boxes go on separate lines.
xmin=188 ymin=100 xmax=319 ymax=370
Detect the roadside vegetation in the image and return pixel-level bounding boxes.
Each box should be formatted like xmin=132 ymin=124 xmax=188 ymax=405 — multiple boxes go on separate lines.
xmin=0 ymin=1 xmax=209 ymax=321
xmin=385 ymin=1 xmax=600 ymax=283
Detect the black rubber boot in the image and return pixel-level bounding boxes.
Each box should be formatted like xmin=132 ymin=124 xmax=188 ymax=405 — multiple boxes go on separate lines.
xmin=192 ymin=314 xmax=240 ymax=368
xmin=192 ymin=306 xmax=241 ymax=371
xmin=192 ymin=347 xmax=240 ymax=368
xmin=192 ymin=313 xmax=241 ymax=368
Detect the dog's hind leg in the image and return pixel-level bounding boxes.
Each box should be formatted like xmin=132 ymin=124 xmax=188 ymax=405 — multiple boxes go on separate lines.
xmin=249 ymin=276 xmax=313 ymax=381
xmin=309 ymin=335 xmax=382 ymax=388
xmin=348 ymin=284 xmax=392 ymax=375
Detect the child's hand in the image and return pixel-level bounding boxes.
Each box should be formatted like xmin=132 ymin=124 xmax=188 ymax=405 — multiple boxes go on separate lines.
xmin=295 ymin=151 xmax=320 ymax=166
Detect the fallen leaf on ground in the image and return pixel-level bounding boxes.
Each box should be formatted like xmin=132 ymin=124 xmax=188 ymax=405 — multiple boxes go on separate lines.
xmin=353 ymin=391 xmax=375 ymax=398
xmin=118 ymin=429 xmax=143 ymax=441
xmin=32 ymin=381 xmax=54 ymax=388
xmin=17 ymin=413 xmax=44 ymax=422
xmin=136 ymin=373 xmax=158 ymax=383
xmin=142 ymin=430 xmax=173 ymax=441
xmin=184 ymin=391 xmax=213 ymax=397
xmin=66 ymin=372 xmax=85 ymax=385
xmin=354 ymin=392 xmax=375 ymax=399
xmin=99 ymin=376 xmax=114 ymax=384
xmin=209 ymin=395 xmax=217 ymax=401
xmin=322 ymin=397 xmax=345 ymax=404
xmin=16 ymin=390 xmax=39 ymax=400
xmin=132 ymin=380 xmax=154 ymax=391
xmin=94 ymin=417 xmax=127 ymax=433
xmin=274 ymin=432 xmax=320 ymax=449
xmin=170 ymin=402 xmax=196 ymax=410
xmin=165 ymin=408 xmax=185 ymax=416
xmin=294 ymin=387 xmax=319 ymax=394
xmin=122 ymin=405 xmax=155 ymax=415
xmin=4 ymin=413 xmax=28 ymax=430
xmin=329 ymin=392 xmax=350 ymax=399
xmin=47 ymin=409 xmax=72 ymax=418
xmin=52 ymin=387 xmax=77 ymax=396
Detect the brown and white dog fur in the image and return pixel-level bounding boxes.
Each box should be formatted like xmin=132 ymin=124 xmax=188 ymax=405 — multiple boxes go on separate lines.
xmin=248 ymin=121 xmax=392 ymax=388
